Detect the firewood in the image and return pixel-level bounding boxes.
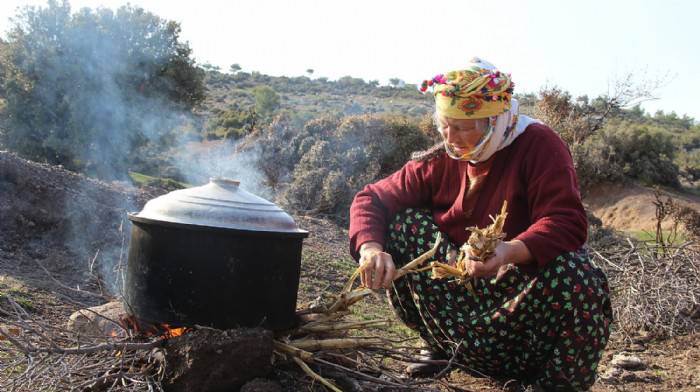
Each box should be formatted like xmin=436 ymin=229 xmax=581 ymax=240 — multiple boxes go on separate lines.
xmin=427 ymin=200 xmax=509 ymax=293
xmin=288 ymin=337 xmax=383 ymax=352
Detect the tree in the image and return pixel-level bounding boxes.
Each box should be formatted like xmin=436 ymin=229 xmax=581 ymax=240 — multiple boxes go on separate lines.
xmin=306 ymin=68 xmax=314 ymax=77
xmin=253 ymin=85 xmax=280 ymax=119
xmin=389 ymin=78 xmax=404 ymax=88
xmin=0 ymin=0 xmax=204 ymax=179
xmin=201 ymin=63 xmax=221 ymax=72
xmin=229 ymin=63 xmax=242 ymax=74
xmin=0 ymin=38 xmax=8 ymax=138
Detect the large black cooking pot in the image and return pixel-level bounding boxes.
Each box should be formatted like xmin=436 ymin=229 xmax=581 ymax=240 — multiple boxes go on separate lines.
xmin=125 ymin=178 xmax=308 ymax=330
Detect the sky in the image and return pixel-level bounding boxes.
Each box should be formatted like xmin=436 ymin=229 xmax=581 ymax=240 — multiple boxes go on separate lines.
xmin=1 ymin=0 xmax=698 ymax=120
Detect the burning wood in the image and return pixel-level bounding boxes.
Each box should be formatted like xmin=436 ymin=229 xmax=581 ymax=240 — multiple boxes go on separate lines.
xmin=117 ymin=312 xmax=190 ymax=339
xmin=68 ymin=301 xmax=190 ymax=340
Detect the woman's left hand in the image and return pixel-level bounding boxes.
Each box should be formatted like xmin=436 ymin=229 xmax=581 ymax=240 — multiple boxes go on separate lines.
xmin=465 ymin=240 xmax=531 ymax=281
xmin=465 ymin=242 xmax=509 ymax=280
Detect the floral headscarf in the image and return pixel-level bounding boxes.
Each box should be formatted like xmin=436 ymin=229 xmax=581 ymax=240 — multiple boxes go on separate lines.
xmin=421 ymin=58 xmax=540 ymax=163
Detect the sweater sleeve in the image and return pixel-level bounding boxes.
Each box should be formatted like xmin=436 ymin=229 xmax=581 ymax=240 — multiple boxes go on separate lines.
xmin=348 ymin=159 xmax=437 ymax=261
xmin=513 ymin=127 xmax=588 ymax=267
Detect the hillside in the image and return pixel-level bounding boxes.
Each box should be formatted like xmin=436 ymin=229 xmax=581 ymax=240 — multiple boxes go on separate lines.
xmin=202 ymin=71 xmax=434 ymax=118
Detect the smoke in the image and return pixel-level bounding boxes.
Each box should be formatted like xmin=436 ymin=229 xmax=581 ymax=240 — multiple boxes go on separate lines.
xmin=62 ymin=178 xmax=135 ymax=296
xmin=173 ymin=138 xmax=272 ymax=199
xmin=0 ymin=2 xmax=215 ymax=296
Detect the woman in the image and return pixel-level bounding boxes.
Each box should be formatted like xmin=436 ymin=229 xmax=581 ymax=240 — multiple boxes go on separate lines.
xmin=348 ymin=58 xmax=612 ymax=391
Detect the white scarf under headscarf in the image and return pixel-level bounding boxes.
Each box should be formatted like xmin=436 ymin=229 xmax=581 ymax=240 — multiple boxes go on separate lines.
xmin=443 ymin=98 xmax=541 ymax=163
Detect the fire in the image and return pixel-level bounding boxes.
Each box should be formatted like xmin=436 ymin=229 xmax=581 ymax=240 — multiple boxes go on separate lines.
xmin=117 ymin=315 xmax=190 ymax=339
xmin=160 ymin=324 xmax=187 ymax=338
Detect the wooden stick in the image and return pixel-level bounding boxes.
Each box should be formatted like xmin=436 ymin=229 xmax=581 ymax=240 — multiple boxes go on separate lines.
xmin=394 ymin=232 xmax=442 ymax=279
xmin=289 ymin=337 xmax=383 ymax=352
xmin=292 ymin=356 xmax=342 ymax=392
xmin=273 ymin=340 xmax=314 ymax=362
xmin=299 ymin=319 xmax=390 ymax=333
xmin=327 ymin=233 xmax=443 ymax=314
xmin=34 ymin=259 xmax=103 ymax=298
xmin=0 ymin=328 xmax=163 ymax=355
xmin=327 ymin=288 xmax=373 ymax=313
xmin=314 ymin=357 xmax=416 ymax=388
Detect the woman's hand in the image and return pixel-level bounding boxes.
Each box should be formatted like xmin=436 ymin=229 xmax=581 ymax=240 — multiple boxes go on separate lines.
xmin=464 ymin=240 xmax=532 ymax=280
xmin=358 ymin=242 xmax=396 ymax=289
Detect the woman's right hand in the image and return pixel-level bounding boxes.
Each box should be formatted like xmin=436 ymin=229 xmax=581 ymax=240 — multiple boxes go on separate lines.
xmin=358 ymin=242 xmax=396 ymax=289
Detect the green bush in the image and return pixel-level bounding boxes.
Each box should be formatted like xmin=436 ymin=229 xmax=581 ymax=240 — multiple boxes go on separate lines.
xmin=569 ymin=138 xmax=625 ymax=190
xmin=601 ymin=122 xmax=680 ymax=187
xmin=572 ymin=122 xmax=681 ymax=188
xmin=253 ymin=85 xmax=280 ymax=119
xmin=204 ymin=107 xmax=255 ymax=140
xmin=676 ymin=149 xmax=700 ymax=183
xmin=250 ymin=113 xmax=431 ymax=223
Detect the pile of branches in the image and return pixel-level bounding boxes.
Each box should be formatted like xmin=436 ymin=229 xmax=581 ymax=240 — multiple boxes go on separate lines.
xmin=587 ymin=189 xmax=700 ymax=339
xmin=273 ymin=233 xmax=449 ymax=391
xmin=589 ymin=238 xmax=700 ymax=339
xmin=0 ymin=296 xmax=167 ymax=392
xmin=0 ymin=233 xmax=475 ymax=392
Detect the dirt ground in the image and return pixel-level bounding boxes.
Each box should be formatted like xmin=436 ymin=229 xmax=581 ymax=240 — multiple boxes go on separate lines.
xmin=1 ymin=150 xmax=699 ymax=391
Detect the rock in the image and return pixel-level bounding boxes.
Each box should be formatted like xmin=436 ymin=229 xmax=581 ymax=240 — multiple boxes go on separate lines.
xmin=163 ymin=327 xmax=273 ymax=392
xmin=600 ymin=366 xmax=623 ymax=382
xmin=632 ymin=330 xmax=654 ymax=343
xmin=67 ymin=301 xmax=126 ymax=337
xmin=620 ymin=371 xmax=662 ymax=383
xmin=240 ymin=378 xmax=283 ymax=392
xmin=611 ymin=353 xmax=646 ymax=370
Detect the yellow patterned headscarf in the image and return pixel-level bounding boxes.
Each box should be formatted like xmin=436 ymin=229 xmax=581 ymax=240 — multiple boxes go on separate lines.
xmin=420 ymin=57 xmax=514 ymax=119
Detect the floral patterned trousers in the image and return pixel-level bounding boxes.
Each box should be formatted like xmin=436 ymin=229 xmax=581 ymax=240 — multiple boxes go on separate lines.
xmin=386 ymin=209 xmax=612 ymax=391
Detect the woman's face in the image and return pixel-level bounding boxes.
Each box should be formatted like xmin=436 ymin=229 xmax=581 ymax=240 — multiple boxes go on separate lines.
xmin=436 ymin=115 xmax=489 ymax=155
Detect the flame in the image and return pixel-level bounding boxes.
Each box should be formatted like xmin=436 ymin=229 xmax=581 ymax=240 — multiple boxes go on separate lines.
xmin=117 ymin=315 xmax=190 ymax=339
xmin=160 ymin=324 xmax=187 ymax=338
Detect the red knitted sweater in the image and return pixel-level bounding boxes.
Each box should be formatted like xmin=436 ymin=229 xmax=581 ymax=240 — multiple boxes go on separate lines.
xmin=348 ymin=123 xmax=588 ymax=267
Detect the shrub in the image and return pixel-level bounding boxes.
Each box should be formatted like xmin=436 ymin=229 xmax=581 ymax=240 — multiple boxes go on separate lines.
xmin=570 ymin=136 xmax=625 ymax=190
xmin=204 ymin=108 xmax=255 ymax=140
xmin=253 ymin=85 xmax=280 ymax=119
xmin=250 ymin=113 xmax=431 ymax=223
xmin=676 ymin=148 xmax=700 ymax=183
xmin=673 ymin=206 xmax=700 ymax=240
xmin=601 ymin=122 xmax=680 ymax=187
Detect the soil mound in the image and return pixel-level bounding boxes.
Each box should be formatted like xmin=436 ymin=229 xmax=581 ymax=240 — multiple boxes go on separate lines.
xmin=0 ymin=151 xmax=159 ymax=291
xmin=584 ymin=182 xmax=700 ymax=233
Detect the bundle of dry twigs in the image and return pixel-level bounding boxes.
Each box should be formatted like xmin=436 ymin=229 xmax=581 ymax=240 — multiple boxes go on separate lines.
xmin=0 ymin=295 xmax=166 ymax=392
xmin=420 ymin=201 xmax=508 ymax=295
xmin=273 ymin=233 xmax=443 ymax=392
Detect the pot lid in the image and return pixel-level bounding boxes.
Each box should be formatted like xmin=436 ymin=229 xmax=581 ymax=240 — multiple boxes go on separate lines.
xmin=131 ymin=177 xmax=307 ymax=234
